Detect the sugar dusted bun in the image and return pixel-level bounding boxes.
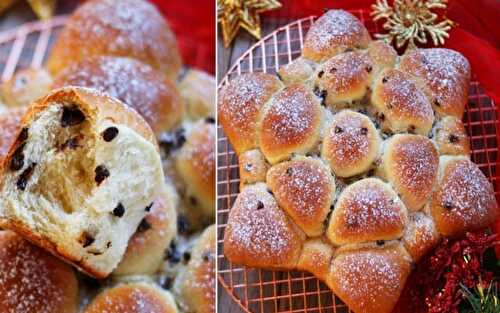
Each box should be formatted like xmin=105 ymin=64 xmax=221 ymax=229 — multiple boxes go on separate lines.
xmin=322 ymin=110 xmax=380 ymax=177
xmin=175 ymin=120 xmax=216 ymax=219
xmin=223 ymin=183 xmax=305 ymax=269
xmin=371 ymin=68 xmax=434 ymax=135
xmin=0 ymin=87 xmax=165 ymax=278
xmin=399 ymin=48 xmax=470 ymax=118
xmin=0 ymin=68 xmax=52 ymax=107
xmin=258 ymin=84 xmax=323 ymax=164
xmin=366 ymin=41 xmax=397 ymax=75
xmin=84 ymin=282 xmax=178 ymax=313
xmin=47 ymin=0 xmax=182 ymax=81
xmin=303 ymin=10 xmax=371 ymax=62
xmin=297 ymin=237 xmax=335 ymax=281
xmin=327 ymin=178 xmax=408 ymax=245
xmin=266 ymin=156 xmax=335 ymax=236
xmin=430 ymin=156 xmax=498 ymax=236
xmin=179 ymin=69 xmax=215 ymax=120
xmin=278 ymin=57 xmax=314 ymax=85
xmin=238 ymin=149 xmax=269 ymax=187
xmin=218 ymin=73 xmax=282 ymax=154
xmin=327 ymin=243 xmax=412 ymax=313
xmin=379 ymin=134 xmax=439 ymax=212
xmin=0 ymin=107 xmax=26 ymax=160
xmin=313 ymin=51 xmax=373 ymax=108
xmin=402 ymin=212 xmax=440 ymax=262
xmin=113 ymin=187 xmax=176 ymax=276
xmin=433 ymin=116 xmax=470 ymax=155
xmin=0 ymin=231 xmax=78 ymax=313
xmin=173 ymin=225 xmax=215 ymax=313
xmin=53 ymin=56 xmax=183 ymax=136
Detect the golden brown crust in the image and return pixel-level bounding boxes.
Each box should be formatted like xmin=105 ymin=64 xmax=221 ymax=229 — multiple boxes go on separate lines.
xmin=178 ymin=69 xmax=215 ymax=120
xmin=223 ymin=183 xmax=305 ymax=269
xmin=218 ymin=73 xmax=282 ymax=155
xmin=0 ymin=231 xmax=78 ymax=313
xmin=430 ymin=157 xmax=498 ymax=237
xmin=399 ymin=48 xmax=470 ymax=118
xmin=266 ymin=157 xmax=335 ymax=236
xmin=303 ymin=10 xmax=371 ymax=62
xmin=402 ymin=212 xmax=441 ymax=262
xmin=322 ymin=110 xmax=380 ymax=177
xmin=238 ymin=149 xmax=269 ymax=188
xmin=366 ymin=41 xmax=397 ymax=74
xmin=0 ymin=107 xmax=26 ymax=161
xmin=314 ymin=51 xmax=373 ymax=107
xmin=53 ymin=56 xmax=183 ymax=135
xmin=297 ymin=237 xmax=335 ymax=281
xmin=371 ymin=69 xmax=434 ymax=135
xmin=327 ymin=178 xmax=408 ymax=245
xmin=327 ymin=243 xmax=412 ymax=313
xmin=46 ymin=0 xmax=182 ymax=81
xmin=84 ymin=283 xmax=178 ymax=313
xmin=434 ymin=116 xmax=470 ymax=155
xmin=381 ymin=135 xmax=439 ymax=212
xmin=258 ymin=84 xmax=323 ymax=163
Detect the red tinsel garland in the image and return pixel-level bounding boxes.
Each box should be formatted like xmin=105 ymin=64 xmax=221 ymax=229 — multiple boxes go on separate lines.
xmin=393 ymin=232 xmax=498 ymax=313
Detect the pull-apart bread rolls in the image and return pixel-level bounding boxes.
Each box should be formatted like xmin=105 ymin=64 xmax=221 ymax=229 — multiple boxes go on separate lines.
xmin=0 ymin=87 xmax=165 ymax=278
xmin=219 ymin=9 xmax=498 ymax=313
xmin=46 ymin=0 xmax=182 ymax=81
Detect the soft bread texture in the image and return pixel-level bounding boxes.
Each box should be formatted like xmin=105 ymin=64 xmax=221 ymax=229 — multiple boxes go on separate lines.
xmin=0 ymin=107 xmax=26 ymax=160
xmin=0 ymin=87 xmax=165 ymax=278
xmin=173 ymin=225 xmax=215 ymax=313
xmin=113 ymin=186 xmax=177 ymax=276
xmin=46 ymin=0 xmax=182 ymax=81
xmin=53 ymin=56 xmax=183 ymax=136
xmin=219 ymin=9 xmax=497 ymax=313
xmin=0 ymin=231 xmax=78 ymax=313
xmin=327 ymin=243 xmax=412 ymax=313
xmin=175 ymin=120 xmax=216 ymax=219
xmin=0 ymin=68 xmax=52 ymax=107
xmin=322 ymin=110 xmax=380 ymax=177
xmin=430 ymin=156 xmax=498 ymax=236
xmin=178 ymin=69 xmax=216 ymax=120
xmin=84 ymin=282 xmax=178 ymax=313
xmin=223 ymin=183 xmax=305 ymax=269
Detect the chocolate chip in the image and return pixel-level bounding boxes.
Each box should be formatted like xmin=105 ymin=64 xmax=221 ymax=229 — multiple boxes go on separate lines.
xmin=202 ymin=250 xmax=213 ymax=262
xmin=360 ymin=127 xmax=368 ymax=135
xmin=408 ymin=125 xmax=416 ymax=133
xmin=335 ymin=126 xmax=343 ymax=134
xmin=166 ymin=248 xmax=181 ymax=264
xmin=177 ymin=215 xmax=189 ymax=235
xmin=387 ymin=103 xmax=393 ymax=110
xmin=158 ymin=128 xmax=185 ymax=155
xmin=144 ymin=202 xmax=154 ymax=212
xmin=189 ymin=196 xmax=198 ymax=206
xmin=162 ymin=277 xmax=173 ymax=289
xmin=10 ymin=144 xmax=25 ymax=171
xmin=205 ymin=117 xmax=215 ymax=124
xmin=16 ymin=128 xmax=28 ymax=143
xmin=256 ymin=200 xmax=264 ymax=210
xmin=286 ymin=167 xmax=293 ymax=176
xmin=434 ymin=98 xmax=440 ymax=107
xmin=367 ymin=169 xmax=375 ymax=176
xmin=329 ymin=67 xmax=337 ymax=74
xmin=61 ymin=137 xmax=81 ymax=150
xmin=94 ymin=165 xmax=109 ymax=185
xmin=449 ymin=134 xmax=459 ymax=143
xmin=318 ymin=70 xmax=324 ymax=78
xmin=313 ymin=86 xmax=322 ymax=98
xmin=378 ymin=113 xmax=385 ymax=121
xmin=382 ymin=77 xmax=388 ymax=83
xmin=102 ymin=127 xmax=119 ymax=142
xmin=345 ymin=48 xmax=353 ymax=52
xmin=267 ymin=189 xmax=273 ymax=196
xmin=80 ymin=232 xmax=95 ymax=248
xmin=16 ymin=162 xmax=36 ymax=191
xmin=182 ymin=251 xmax=191 ymax=264
xmin=112 ymin=203 xmax=125 ymax=217
xmin=137 ymin=218 xmax=151 ymax=232
xmin=61 ymin=106 xmax=85 ymax=127
xmin=175 ymin=128 xmax=186 ymax=147
xmin=244 ymin=163 xmax=253 ymax=172
xmin=358 ymin=109 xmax=368 ymax=115
xmin=376 ymin=240 xmax=385 ymax=246
xmin=443 ymin=201 xmax=453 ymax=210
xmin=366 ymin=65 xmax=372 ymax=73
xmin=106 ymin=241 xmax=112 ymax=248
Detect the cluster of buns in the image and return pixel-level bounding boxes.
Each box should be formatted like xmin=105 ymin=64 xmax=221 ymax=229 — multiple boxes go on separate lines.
xmin=219 ymin=10 xmax=498 ymax=313
xmin=0 ymin=0 xmax=215 ymax=312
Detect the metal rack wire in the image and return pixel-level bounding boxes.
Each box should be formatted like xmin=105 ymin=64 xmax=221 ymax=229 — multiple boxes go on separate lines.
xmin=217 ymin=10 xmax=499 ymax=313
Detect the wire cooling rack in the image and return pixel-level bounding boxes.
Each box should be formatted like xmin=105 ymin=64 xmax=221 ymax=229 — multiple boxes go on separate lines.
xmin=217 ymin=10 xmax=499 ymax=313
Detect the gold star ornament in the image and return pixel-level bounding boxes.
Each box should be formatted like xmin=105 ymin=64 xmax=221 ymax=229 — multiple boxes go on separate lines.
xmin=0 ymin=0 xmax=56 ymax=20
xmin=371 ymin=0 xmax=455 ymax=50
xmin=218 ymin=0 xmax=282 ymax=48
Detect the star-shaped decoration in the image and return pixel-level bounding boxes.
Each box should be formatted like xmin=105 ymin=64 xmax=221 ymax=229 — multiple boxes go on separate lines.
xmin=218 ymin=0 xmax=282 ymax=48
xmin=0 ymin=0 xmax=56 ymax=20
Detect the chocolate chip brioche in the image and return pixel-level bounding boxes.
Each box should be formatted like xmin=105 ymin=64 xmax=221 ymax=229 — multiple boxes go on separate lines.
xmin=0 ymin=87 xmax=165 ymax=279
xmin=219 ymin=9 xmax=498 ymax=313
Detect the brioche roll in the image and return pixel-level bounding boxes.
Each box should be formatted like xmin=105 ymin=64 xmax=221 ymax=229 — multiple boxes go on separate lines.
xmin=0 ymin=231 xmax=78 ymax=313
xmin=238 ymin=149 xmax=269 ymax=188
xmin=278 ymin=57 xmax=314 ymax=85
xmin=402 ymin=212 xmax=440 ymax=262
xmin=433 ymin=116 xmax=470 ymax=155
xmin=366 ymin=41 xmax=397 ymax=75
xmin=178 ymin=69 xmax=215 ymax=120
xmin=297 ymin=237 xmax=335 ymax=281
xmin=0 ymin=68 xmax=52 ymax=107
xmin=53 ymin=56 xmax=183 ymax=135
xmin=47 ymin=0 xmax=182 ymax=81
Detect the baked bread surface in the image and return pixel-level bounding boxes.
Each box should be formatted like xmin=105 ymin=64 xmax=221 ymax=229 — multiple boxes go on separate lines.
xmin=219 ymin=9 xmax=498 ymax=313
